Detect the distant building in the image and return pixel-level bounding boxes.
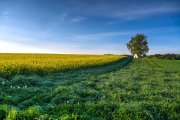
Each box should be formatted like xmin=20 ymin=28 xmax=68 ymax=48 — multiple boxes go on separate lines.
xmin=134 ymin=54 xmax=138 ymax=58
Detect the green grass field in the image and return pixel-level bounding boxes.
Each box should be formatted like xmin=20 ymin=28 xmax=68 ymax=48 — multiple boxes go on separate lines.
xmin=0 ymin=56 xmax=180 ymax=120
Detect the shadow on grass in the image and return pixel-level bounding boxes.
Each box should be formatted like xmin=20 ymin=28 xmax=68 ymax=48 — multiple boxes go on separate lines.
xmin=0 ymin=56 xmax=132 ymax=113
xmin=48 ymin=56 xmax=133 ymax=85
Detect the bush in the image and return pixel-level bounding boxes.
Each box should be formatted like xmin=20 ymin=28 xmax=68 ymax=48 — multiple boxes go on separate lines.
xmin=147 ymin=54 xmax=180 ymax=60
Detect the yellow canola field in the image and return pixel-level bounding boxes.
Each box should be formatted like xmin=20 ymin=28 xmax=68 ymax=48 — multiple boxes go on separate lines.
xmin=0 ymin=54 xmax=125 ymax=77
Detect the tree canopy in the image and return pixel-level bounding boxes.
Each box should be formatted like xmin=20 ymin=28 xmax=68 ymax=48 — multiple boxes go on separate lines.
xmin=127 ymin=34 xmax=149 ymax=57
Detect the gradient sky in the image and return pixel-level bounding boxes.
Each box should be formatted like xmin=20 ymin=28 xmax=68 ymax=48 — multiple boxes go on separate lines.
xmin=0 ymin=0 xmax=180 ymax=54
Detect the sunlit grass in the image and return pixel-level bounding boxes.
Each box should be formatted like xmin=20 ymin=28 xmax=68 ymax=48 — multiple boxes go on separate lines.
xmin=0 ymin=57 xmax=179 ymax=119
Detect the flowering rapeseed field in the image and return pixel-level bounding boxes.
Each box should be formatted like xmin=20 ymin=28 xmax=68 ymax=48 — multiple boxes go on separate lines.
xmin=0 ymin=54 xmax=124 ymax=78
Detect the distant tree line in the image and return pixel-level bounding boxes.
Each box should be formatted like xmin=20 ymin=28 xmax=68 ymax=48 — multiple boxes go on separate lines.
xmin=147 ymin=54 xmax=180 ymax=60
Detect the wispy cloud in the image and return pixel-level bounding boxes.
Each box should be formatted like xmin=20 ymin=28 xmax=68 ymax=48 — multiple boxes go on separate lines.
xmin=0 ymin=11 xmax=9 ymax=20
xmin=69 ymin=26 xmax=180 ymax=42
xmin=58 ymin=13 xmax=85 ymax=23
xmin=70 ymin=16 xmax=85 ymax=23
xmin=1 ymin=26 xmax=179 ymax=54
xmin=0 ymin=0 xmax=179 ymax=54
xmin=111 ymin=6 xmax=180 ymax=20
xmin=106 ymin=21 xmax=115 ymax=25
xmin=0 ymin=39 xmax=125 ymax=54
xmin=2 ymin=11 xmax=9 ymax=18
xmin=70 ymin=31 xmax=132 ymax=41
xmin=59 ymin=13 xmax=68 ymax=23
xmin=72 ymin=0 xmax=180 ymax=20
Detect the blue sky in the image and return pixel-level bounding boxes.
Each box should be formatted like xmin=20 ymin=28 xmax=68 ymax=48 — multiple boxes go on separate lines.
xmin=0 ymin=0 xmax=180 ymax=54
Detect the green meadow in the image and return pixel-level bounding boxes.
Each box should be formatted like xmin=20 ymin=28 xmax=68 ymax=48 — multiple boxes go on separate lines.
xmin=0 ymin=56 xmax=180 ymax=120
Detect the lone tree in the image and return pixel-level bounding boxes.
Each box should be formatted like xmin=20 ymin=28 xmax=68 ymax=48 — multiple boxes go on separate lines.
xmin=127 ymin=34 xmax=149 ymax=58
